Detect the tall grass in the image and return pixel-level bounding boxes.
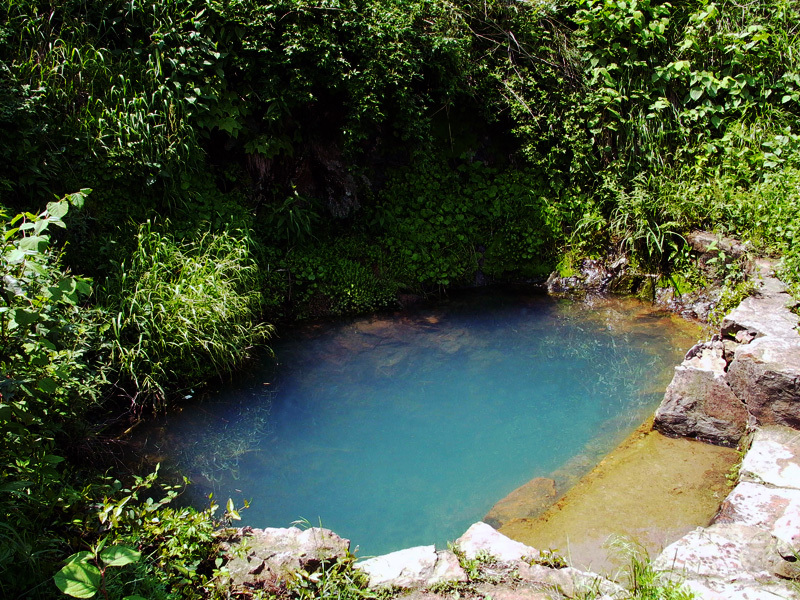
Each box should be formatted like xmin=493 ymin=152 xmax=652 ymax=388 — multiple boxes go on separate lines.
xmin=104 ymin=222 xmax=273 ymax=410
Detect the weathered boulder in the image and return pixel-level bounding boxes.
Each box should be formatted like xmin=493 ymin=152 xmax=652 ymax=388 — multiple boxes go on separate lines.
xmin=721 ymin=287 xmax=799 ymax=341
xmin=654 ymin=523 xmax=791 ymax=582
xmin=546 ymin=258 xmax=629 ymax=296
xmin=455 ymin=522 xmax=540 ymax=563
xmin=484 ymin=478 xmax=557 ymax=529
xmin=220 ymin=526 xmax=350 ymax=587
xmin=726 ymin=337 xmax=800 ymax=428
xmin=739 ymin=426 xmax=800 ymax=490
xmin=654 ymin=340 xmax=748 ymax=445
xmin=355 ymin=546 xmax=467 ymax=589
xmin=715 ymin=481 xmax=800 ymax=550
xmin=687 ymin=231 xmax=748 ymax=262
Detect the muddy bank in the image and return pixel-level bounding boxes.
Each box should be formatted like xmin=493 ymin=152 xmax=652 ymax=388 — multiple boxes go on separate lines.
xmin=499 ymin=417 xmax=740 ymax=574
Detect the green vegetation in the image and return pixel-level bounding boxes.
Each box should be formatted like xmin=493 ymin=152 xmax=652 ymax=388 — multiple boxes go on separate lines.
xmin=1 ymin=0 xmax=799 ymax=596
xmin=613 ymin=540 xmax=695 ymax=600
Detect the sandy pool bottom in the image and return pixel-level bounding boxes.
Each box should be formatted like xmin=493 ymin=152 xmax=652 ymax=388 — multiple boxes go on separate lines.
xmin=499 ymin=418 xmax=740 ymax=575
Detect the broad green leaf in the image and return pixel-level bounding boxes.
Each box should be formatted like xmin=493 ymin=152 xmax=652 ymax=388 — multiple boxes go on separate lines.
xmin=19 ymin=236 xmax=48 ymax=252
xmin=123 ymin=596 xmax=148 ymax=600
xmin=68 ymin=189 xmax=91 ymax=208
xmin=75 ymin=278 xmax=92 ymax=297
xmin=37 ymin=377 xmax=57 ymax=394
xmin=6 ymin=249 xmax=26 ymax=264
xmin=54 ymin=560 xmax=101 ymax=598
xmin=100 ymin=545 xmax=141 ymax=567
xmin=689 ymin=88 xmax=703 ymax=101
xmin=65 ymin=551 xmax=93 ymax=564
xmin=11 ymin=308 xmax=38 ymax=327
xmin=46 ymin=200 xmax=69 ymax=220
xmin=227 ymin=498 xmax=241 ymax=520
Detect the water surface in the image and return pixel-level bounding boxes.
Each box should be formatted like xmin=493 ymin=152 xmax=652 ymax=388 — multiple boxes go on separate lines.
xmin=135 ymin=290 xmax=698 ymax=556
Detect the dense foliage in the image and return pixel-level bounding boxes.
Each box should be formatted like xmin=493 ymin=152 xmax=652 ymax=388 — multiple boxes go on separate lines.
xmin=1 ymin=0 xmax=799 ymax=597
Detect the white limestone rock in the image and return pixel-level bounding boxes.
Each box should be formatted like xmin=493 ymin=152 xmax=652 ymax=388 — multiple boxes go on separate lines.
xmin=455 ymin=522 xmax=540 ymax=563
xmin=356 ymin=546 xmax=467 ymax=589
xmin=679 ymin=576 xmax=800 ymax=600
xmin=516 ymin=563 xmax=626 ymax=599
xmin=654 ymin=523 xmax=788 ymax=583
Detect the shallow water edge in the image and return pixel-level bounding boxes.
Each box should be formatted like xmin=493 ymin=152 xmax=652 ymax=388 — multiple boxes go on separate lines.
xmin=499 ymin=416 xmax=739 ymax=572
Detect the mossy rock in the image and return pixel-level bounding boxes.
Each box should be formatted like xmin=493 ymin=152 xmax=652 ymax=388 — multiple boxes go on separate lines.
xmin=608 ymin=274 xmax=643 ymax=295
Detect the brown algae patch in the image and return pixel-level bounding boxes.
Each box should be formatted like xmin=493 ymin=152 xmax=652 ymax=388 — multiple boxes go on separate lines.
xmin=498 ymin=418 xmax=739 ymax=575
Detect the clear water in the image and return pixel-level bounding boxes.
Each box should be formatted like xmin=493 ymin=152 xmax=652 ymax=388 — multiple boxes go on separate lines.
xmin=135 ymin=289 xmax=697 ymax=557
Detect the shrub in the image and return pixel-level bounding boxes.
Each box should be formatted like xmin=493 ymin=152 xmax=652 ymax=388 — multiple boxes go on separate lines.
xmin=0 ymin=192 xmax=109 ymax=597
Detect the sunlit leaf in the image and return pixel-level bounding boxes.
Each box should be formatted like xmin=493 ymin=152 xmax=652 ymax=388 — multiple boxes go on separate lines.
xmin=100 ymin=545 xmax=141 ymax=567
xmin=54 ymin=559 xmax=100 ymax=598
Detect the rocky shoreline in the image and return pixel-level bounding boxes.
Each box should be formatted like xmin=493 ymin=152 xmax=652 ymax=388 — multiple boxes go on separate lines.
xmin=647 ymin=259 xmax=800 ymax=598
xmin=216 ymin=244 xmax=800 ymax=599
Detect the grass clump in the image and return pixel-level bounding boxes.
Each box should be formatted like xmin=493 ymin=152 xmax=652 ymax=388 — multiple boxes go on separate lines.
xmin=102 ymin=221 xmax=273 ymax=410
xmin=610 ymin=539 xmax=696 ymax=600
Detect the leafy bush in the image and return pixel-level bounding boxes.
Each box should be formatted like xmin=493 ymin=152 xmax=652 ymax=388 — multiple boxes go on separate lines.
xmin=0 ymin=192 xmax=110 ymax=597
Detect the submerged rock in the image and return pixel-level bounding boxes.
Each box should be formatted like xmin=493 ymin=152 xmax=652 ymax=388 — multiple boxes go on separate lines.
xmin=483 ymin=478 xmax=558 ymax=529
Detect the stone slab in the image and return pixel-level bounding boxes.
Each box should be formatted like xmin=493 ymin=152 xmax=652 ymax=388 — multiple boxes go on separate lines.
xmin=654 ymin=523 xmax=784 ymax=580
xmin=721 ymin=287 xmax=799 ymax=341
xmin=740 ymin=426 xmax=800 ymax=490
xmin=516 ymin=563 xmax=626 ymax=599
xmin=715 ymin=481 xmax=800 ymax=548
xmin=680 ymin=577 xmax=800 ymax=600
